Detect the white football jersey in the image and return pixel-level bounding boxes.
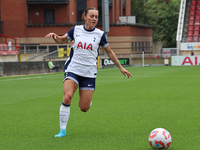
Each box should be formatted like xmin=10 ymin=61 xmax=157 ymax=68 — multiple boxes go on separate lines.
xmin=64 ymin=25 xmax=109 ymax=78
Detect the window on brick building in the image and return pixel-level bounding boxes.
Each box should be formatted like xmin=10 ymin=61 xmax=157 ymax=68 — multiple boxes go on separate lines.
xmin=132 ymin=42 xmax=152 ymax=53
xmin=44 ymin=9 xmax=55 ymax=24
xmin=77 ymin=0 xmax=86 ymax=23
xmin=148 ymin=42 xmax=150 ymax=51
xmin=139 ymin=42 xmax=141 ymax=51
xmin=131 ymin=42 xmax=139 ymax=52
xmin=145 ymin=42 xmax=148 ymax=51
xmin=131 ymin=42 xmax=134 ymax=52
xmin=142 ymin=42 xmax=144 ymax=51
xmin=135 ymin=42 xmax=137 ymax=52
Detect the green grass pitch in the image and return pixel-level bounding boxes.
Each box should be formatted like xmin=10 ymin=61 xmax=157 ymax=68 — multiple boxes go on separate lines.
xmin=0 ymin=66 xmax=200 ymax=150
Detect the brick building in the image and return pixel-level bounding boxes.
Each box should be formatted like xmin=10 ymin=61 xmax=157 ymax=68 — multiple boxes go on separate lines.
xmin=0 ymin=0 xmax=153 ymax=59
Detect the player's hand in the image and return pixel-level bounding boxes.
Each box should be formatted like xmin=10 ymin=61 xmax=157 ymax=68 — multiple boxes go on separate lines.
xmin=45 ymin=33 xmax=57 ymax=39
xmin=120 ymin=67 xmax=132 ymax=78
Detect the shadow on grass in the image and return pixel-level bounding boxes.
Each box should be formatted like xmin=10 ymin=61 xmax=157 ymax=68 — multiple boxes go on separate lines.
xmin=147 ymin=148 xmax=175 ymax=150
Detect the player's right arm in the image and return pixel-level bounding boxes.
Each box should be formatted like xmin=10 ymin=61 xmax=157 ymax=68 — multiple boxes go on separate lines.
xmin=45 ymin=27 xmax=74 ymax=44
xmin=45 ymin=33 xmax=68 ymax=44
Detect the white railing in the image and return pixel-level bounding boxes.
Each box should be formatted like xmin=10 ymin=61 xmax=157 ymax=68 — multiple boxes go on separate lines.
xmin=129 ymin=54 xmax=176 ymax=58
xmin=28 ymin=49 xmax=48 ymax=61
xmin=176 ymin=0 xmax=186 ymax=41
xmin=19 ymin=44 xmax=71 ymax=54
xmin=43 ymin=50 xmax=59 ymax=60
xmin=20 ymin=45 xmax=49 ymax=54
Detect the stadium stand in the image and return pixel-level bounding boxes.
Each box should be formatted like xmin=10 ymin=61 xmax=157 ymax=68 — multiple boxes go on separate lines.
xmin=0 ymin=33 xmax=20 ymax=55
xmin=0 ymin=44 xmax=19 ymax=55
xmin=187 ymin=0 xmax=200 ymax=42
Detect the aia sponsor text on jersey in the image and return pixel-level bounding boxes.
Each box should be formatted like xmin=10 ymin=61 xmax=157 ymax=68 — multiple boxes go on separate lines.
xmin=77 ymin=42 xmax=93 ymax=51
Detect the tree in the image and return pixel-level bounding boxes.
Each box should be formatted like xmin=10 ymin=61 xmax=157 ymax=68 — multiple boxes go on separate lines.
xmin=131 ymin=0 xmax=149 ymax=24
xmin=131 ymin=0 xmax=181 ymax=48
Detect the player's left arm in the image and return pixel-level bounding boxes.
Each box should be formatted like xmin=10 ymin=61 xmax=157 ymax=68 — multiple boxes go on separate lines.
xmin=104 ymin=45 xmax=132 ymax=78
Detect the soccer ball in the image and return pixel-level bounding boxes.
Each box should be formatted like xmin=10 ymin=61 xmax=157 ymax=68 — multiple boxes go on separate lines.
xmin=149 ymin=128 xmax=172 ymax=149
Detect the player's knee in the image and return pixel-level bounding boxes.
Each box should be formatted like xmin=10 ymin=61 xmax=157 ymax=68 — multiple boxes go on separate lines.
xmin=80 ymin=106 xmax=90 ymax=112
xmin=63 ymin=93 xmax=72 ymax=105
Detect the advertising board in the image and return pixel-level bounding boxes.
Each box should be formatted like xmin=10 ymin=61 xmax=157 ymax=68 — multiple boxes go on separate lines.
xmin=181 ymin=43 xmax=200 ymax=50
xmin=171 ymin=56 xmax=200 ymax=66
xmin=102 ymin=58 xmax=130 ymax=66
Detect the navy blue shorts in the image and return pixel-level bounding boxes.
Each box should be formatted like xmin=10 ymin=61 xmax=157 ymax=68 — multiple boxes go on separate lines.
xmin=64 ymin=72 xmax=96 ymax=91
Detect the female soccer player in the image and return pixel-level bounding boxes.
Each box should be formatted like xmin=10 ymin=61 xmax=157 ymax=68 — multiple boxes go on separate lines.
xmin=45 ymin=7 xmax=132 ymax=137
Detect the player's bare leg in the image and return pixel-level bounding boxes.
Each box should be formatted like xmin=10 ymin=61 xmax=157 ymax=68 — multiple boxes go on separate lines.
xmin=79 ymin=90 xmax=93 ymax=112
xmin=55 ymin=79 xmax=78 ymax=137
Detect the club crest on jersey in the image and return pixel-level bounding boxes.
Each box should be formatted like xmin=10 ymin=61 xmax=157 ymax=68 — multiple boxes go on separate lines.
xmin=77 ymin=42 xmax=93 ymax=51
xmin=93 ymin=37 xmax=96 ymax=42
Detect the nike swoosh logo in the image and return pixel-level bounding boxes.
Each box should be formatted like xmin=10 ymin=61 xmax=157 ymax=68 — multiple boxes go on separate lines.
xmin=88 ymin=84 xmax=93 ymax=86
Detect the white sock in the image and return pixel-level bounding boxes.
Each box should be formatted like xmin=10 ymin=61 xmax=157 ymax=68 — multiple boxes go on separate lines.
xmin=59 ymin=104 xmax=70 ymax=130
xmin=90 ymin=101 xmax=92 ymax=107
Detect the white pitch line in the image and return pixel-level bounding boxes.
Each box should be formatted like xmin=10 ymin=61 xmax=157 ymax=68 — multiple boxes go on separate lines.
xmin=0 ymin=74 xmax=62 ymax=82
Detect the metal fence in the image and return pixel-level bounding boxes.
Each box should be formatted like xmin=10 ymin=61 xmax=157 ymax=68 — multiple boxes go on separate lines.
xmin=128 ymin=54 xmax=176 ymax=58
xmin=28 ymin=49 xmax=48 ymax=61
xmin=20 ymin=45 xmax=71 ymax=54
xmin=20 ymin=45 xmax=49 ymax=54
xmin=43 ymin=50 xmax=59 ymax=60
